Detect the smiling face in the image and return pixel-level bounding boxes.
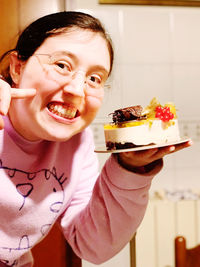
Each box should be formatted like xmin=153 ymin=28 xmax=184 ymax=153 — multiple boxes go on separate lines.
xmin=9 ymin=29 xmax=111 ymax=141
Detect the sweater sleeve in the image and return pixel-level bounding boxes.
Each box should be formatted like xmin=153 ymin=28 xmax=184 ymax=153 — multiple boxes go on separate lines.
xmin=60 ymin=130 xmax=162 ymax=264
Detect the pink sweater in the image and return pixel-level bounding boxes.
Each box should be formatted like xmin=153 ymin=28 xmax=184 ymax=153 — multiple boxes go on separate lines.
xmin=0 ymin=116 xmax=162 ymax=267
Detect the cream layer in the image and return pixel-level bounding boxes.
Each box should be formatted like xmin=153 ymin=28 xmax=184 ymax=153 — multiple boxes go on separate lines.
xmin=104 ymin=119 xmax=180 ymax=146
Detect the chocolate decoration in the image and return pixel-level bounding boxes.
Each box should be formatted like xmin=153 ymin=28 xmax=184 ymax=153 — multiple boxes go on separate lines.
xmin=112 ymin=105 xmax=146 ymax=123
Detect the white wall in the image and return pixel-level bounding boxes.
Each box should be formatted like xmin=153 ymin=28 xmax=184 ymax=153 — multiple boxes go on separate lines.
xmin=66 ymin=0 xmax=200 ymax=193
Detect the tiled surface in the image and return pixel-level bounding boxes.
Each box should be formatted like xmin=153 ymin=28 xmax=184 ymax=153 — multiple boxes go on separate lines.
xmin=120 ymin=9 xmax=171 ymax=64
xmin=120 ymin=64 xmax=173 ymax=107
xmin=97 ymin=66 xmax=124 ymax=118
xmin=67 ymin=0 xmax=200 ymax=191
xmin=172 ymin=64 xmax=200 ymax=120
xmin=171 ymin=10 xmax=200 ymax=63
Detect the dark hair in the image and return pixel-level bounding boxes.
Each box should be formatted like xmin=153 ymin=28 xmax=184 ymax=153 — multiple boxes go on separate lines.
xmin=0 ymin=11 xmax=114 ymax=84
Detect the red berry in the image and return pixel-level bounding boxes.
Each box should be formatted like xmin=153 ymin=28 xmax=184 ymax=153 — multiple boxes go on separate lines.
xmin=155 ymin=105 xmax=174 ymax=122
xmin=155 ymin=106 xmax=163 ymax=112
xmin=164 ymin=106 xmax=170 ymax=112
xmin=155 ymin=112 xmax=161 ymax=118
xmin=160 ymin=115 xmax=164 ymax=120
xmin=163 ymin=114 xmax=170 ymax=121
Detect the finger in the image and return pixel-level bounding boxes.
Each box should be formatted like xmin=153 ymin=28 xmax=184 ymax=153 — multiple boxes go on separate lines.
xmin=123 ymin=147 xmax=159 ymax=157
xmin=156 ymin=140 xmax=193 ymax=156
xmin=172 ymin=139 xmax=193 ymax=152
xmin=118 ymin=140 xmax=193 ymax=168
xmin=119 ymin=148 xmax=159 ymax=167
xmin=148 ymin=140 xmax=193 ymax=161
xmin=134 ymin=148 xmax=159 ymax=157
xmin=11 ymin=88 xmax=36 ymax=98
xmin=120 ymin=149 xmax=156 ymax=164
xmin=0 ymin=83 xmax=11 ymax=115
xmin=152 ymin=146 xmax=176 ymax=159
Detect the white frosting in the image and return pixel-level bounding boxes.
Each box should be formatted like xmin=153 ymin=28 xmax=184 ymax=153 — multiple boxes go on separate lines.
xmin=104 ymin=119 xmax=180 ymax=146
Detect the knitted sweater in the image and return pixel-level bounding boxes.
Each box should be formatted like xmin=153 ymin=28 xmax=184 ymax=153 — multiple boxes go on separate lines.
xmin=0 ymin=116 xmax=161 ymax=266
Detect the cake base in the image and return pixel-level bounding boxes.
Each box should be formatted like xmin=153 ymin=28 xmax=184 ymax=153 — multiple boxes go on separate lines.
xmin=106 ymin=141 xmax=155 ymax=150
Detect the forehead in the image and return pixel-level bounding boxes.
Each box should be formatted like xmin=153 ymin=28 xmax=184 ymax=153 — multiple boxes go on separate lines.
xmin=35 ymin=29 xmax=111 ymax=72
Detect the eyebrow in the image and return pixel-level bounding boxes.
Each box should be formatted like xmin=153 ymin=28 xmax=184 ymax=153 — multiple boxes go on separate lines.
xmin=89 ymin=65 xmax=109 ymax=77
xmin=56 ymin=50 xmax=78 ymax=63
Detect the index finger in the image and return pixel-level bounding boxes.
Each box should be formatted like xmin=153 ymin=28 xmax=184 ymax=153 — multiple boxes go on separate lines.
xmin=149 ymin=139 xmax=193 ymax=160
xmin=168 ymin=139 xmax=193 ymax=153
xmin=11 ymin=88 xmax=36 ymax=98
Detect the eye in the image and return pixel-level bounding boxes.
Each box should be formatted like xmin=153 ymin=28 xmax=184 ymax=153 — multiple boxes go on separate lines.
xmin=87 ymin=74 xmax=102 ymax=88
xmin=53 ymin=60 xmax=72 ymax=75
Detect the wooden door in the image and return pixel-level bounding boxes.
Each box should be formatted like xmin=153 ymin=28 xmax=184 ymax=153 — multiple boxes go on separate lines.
xmin=0 ymin=0 xmax=65 ymax=58
xmin=0 ymin=0 xmax=18 ymax=57
xmin=32 ymin=223 xmax=82 ymax=267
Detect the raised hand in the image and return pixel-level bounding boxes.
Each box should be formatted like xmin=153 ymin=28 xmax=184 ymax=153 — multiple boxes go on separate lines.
xmin=117 ymin=139 xmax=193 ymax=172
xmin=0 ymin=79 xmax=36 ymax=129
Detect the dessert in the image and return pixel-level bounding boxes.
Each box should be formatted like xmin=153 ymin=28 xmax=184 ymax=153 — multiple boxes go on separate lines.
xmin=104 ymin=97 xmax=180 ymax=150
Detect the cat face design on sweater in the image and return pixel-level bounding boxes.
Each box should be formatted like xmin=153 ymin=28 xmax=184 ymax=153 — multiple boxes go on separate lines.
xmin=0 ymin=159 xmax=68 ymax=266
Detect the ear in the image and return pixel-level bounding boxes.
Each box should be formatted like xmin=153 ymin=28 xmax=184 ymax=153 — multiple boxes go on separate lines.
xmin=9 ymin=51 xmax=24 ymax=86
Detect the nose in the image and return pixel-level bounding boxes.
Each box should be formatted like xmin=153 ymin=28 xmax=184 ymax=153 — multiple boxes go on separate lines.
xmin=63 ymin=71 xmax=86 ymax=97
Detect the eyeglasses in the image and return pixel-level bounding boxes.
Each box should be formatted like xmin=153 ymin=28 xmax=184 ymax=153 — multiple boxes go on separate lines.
xmin=33 ymin=51 xmax=109 ymax=90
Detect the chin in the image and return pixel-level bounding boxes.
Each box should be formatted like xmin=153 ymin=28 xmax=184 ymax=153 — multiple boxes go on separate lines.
xmin=43 ymin=134 xmax=72 ymax=142
xmin=43 ymin=127 xmax=83 ymax=142
xmin=36 ymin=115 xmax=88 ymax=141
xmin=43 ymin=131 xmax=74 ymax=142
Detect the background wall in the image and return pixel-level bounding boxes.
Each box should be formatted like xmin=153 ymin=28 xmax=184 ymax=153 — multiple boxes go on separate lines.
xmin=67 ymin=0 xmax=200 ymax=195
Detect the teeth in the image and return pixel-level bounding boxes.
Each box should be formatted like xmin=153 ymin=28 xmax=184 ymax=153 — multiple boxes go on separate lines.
xmin=48 ymin=104 xmax=77 ymax=119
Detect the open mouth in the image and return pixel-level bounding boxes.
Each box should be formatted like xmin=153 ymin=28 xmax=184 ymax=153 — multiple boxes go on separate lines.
xmin=47 ymin=102 xmax=79 ymax=120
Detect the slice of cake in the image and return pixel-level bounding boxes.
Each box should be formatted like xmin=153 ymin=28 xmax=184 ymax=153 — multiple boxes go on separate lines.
xmin=104 ymin=97 xmax=180 ymax=150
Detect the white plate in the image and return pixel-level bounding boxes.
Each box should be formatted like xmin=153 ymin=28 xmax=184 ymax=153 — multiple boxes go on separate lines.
xmin=94 ymin=137 xmax=191 ymax=153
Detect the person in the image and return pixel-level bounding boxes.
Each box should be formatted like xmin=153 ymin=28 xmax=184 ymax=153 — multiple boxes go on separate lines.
xmin=0 ymin=11 xmax=192 ymax=267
